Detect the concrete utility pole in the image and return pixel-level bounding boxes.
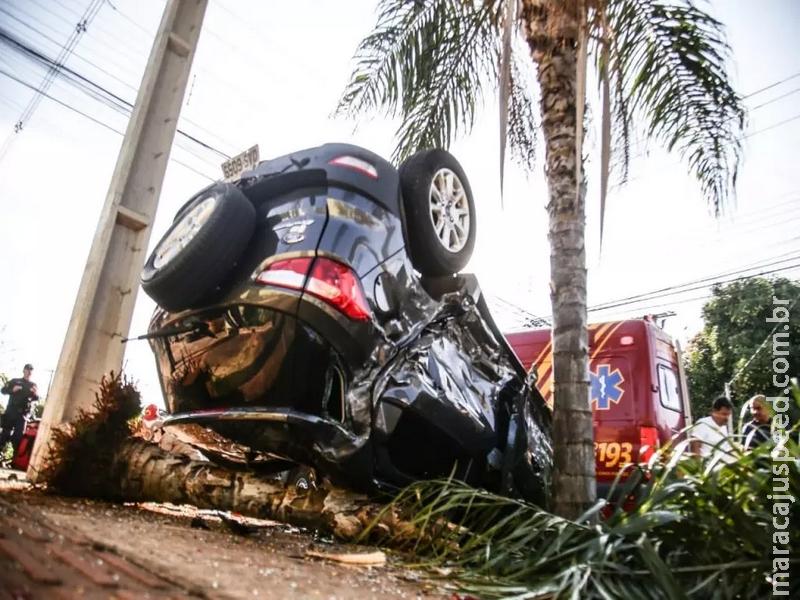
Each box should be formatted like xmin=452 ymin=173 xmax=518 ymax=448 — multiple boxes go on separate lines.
xmin=28 ymin=0 xmax=208 ymax=481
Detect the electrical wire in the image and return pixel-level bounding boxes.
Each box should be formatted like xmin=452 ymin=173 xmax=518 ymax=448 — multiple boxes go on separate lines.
xmin=750 ymin=86 xmax=800 ymax=111
xmin=91 ymin=1 xmax=314 ymax=107
xmin=0 ymin=28 xmax=231 ymax=166
xmin=0 ymin=0 xmax=104 ymax=162
xmin=0 ymin=10 xmax=241 ymax=160
xmin=487 ymin=294 xmax=551 ymax=327
xmin=588 ymin=262 xmax=800 ymax=318
xmin=0 ymin=66 xmax=215 ymax=181
xmin=742 ymin=70 xmax=800 ymax=100
xmin=6 ymin=0 xmax=799 ymax=303
xmin=496 ymin=257 xmax=800 ymax=326
xmin=588 ymin=252 xmax=800 ymax=310
xmin=612 ymin=69 xmax=800 ymax=161
xmin=0 ymin=51 xmax=223 ymax=174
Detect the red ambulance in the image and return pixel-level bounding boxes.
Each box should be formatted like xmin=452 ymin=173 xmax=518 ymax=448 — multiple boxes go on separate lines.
xmin=505 ymin=318 xmax=694 ymax=499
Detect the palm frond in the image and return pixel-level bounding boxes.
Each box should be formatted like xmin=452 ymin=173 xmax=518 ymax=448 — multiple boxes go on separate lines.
xmin=498 ymin=0 xmax=517 ymax=205
xmin=602 ymin=0 xmax=747 ymax=215
xmin=506 ymin=51 xmax=539 ymax=173
xmin=334 ymin=0 xmax=538 ymax=168
xmin=361 ymin=382 xmax=800 ymax=599
xmin=333 ymin=0 xmax=445 ymax=120
xmin=599 ymin=41 xmax=612 ymax=254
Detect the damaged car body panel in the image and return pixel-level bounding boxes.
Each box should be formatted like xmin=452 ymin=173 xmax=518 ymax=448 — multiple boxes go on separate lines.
xmin=369 ymin=276 xmax=553 ymax=505
xmin=141 ymin=142 xmax=553 ymax=506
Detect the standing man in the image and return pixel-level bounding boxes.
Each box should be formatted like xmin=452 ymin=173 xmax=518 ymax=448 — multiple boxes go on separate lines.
xmin=689 ymin=396 xmax=737 ymax=463
xmin=0 ymin=364 xmax=39 ymax=461
xmin=742 ymin=394 xmax=772 ymax=450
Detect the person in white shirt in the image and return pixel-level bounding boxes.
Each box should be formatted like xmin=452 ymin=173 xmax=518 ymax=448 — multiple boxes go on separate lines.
xmin=689 ymin=396 xmax=737 ymax=463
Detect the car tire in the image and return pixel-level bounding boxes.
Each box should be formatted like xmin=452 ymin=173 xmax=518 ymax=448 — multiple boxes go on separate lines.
xmin=399 ymin=149 xmax=477 ymax=276
xmin=141 ymin=182 xmax=256 ymax=312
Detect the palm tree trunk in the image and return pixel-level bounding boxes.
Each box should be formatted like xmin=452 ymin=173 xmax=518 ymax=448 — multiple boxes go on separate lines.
xmin=54 ymin=437 xmax=423 ymax=543
xmin=520 ymin=0 xmax=595 ymax=519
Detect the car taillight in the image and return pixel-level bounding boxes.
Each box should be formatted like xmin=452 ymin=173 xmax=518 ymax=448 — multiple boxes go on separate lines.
xmin=256 ymin=257 xmax=309 ymax=290
xmin=328 ymin=155 xmax=378 ymax=179
xmin=256 ymin=257 xmax=371 ymax=322
xmin=640 ymin=426 xmax=659 ymax=463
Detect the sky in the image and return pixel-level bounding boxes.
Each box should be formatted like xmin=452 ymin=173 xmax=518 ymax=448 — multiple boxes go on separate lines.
xmin=0 ymin=0 xmax=798 ymax=407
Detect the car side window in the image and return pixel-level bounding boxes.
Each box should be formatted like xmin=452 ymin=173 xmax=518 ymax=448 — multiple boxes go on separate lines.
xmin=657 ymin=365 xmax=682 ymax=412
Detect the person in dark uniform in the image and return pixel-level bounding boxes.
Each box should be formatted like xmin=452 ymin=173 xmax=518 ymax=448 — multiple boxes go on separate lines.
xmin=1 ymin=364 xmax=39 ymax=460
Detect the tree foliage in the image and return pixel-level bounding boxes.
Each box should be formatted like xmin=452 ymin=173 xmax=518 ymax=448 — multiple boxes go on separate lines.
xmin=334 ymin=0 xmax=746 ymax=216
xmin=363 ymin=384 xmax=800 ymax=599
xmin=685 ymin=277 xmax=800 ymax=418
xmin=333 ymin=0 xmax=540 ymax=169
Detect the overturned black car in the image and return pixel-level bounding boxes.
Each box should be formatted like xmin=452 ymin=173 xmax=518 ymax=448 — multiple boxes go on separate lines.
xmin=138 ymin=143 xmax=553 ymax=506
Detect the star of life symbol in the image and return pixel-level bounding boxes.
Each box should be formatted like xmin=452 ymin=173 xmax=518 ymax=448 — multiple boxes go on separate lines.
xmin=591 ymin=364 xmax=624 ymax=410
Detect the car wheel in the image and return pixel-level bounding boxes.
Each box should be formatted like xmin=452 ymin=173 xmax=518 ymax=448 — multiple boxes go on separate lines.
xmin=399 ymin=149 xmax=477 ymax=276
xmin=141 ymin=182 xmax=256 ymax=312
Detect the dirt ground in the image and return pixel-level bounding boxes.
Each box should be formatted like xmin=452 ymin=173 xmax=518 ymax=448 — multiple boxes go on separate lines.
xmin=0 ymin=477 xmax=459 ymax=599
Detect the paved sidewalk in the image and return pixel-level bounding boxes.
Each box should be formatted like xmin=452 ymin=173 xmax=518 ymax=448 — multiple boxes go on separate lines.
xmin=0 ymin=485 xmax=446 ymax=600
xmin=0 ymin=495 xmax=196 ymax=599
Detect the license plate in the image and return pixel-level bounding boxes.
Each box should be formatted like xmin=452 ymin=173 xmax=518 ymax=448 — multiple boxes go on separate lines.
xmin=221 ymin=145 xmax=260 ymax=182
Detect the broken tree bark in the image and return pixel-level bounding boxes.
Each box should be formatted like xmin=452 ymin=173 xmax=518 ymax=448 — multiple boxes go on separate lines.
xmin=108 ymin=438 xmax=416 ymax=542
xmin=31 ymin=372 xmax=422 ymax=544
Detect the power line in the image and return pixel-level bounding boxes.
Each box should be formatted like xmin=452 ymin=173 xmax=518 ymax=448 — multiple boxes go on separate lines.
xmin=0 ymin=13 xmax=232 ymax=169
xmin=0 ymin=66 xmax=214 ymax=181
xmin=0 ymin=7 xmax=242 ymax=158
xmin=487 ymin=294 xmax=551 ymax=327
xmin=500 ymin=257 xmax=800 ymax=327
xmin=556 ymin=263 xmax=800 ymax=324
xmin=0 ymin=66 xmax=117 ymax=134
xmin=0 ymin=28 xmax=231 ymax=163
xmin=750 ymin=86 xmax=800 ymax=111
xmin=617 ymin=71 xmax=800 ymax=161
xmin=588 ymin=254 xmax=800 ymax=312
xmin=2 ymin=1 xmax=148 ymax=83
xmin=742 ymin=70 xmax=800 ymax=100
xmin=102 ymin=0 xmax=155 ymax=38
xmin=0 ymin=0 xmax=104 ymax=163
xmin=13 ymin=0 xmax=103 ymax=126
xmin=609 ymin=71 xmax=800 ymax=191
xmin=591 ymin=263 xmax=800 ymax=316
xmin=620 ymin=110 xmax=800 ymax=174
xmin=665 ymin=199 xmax=800 ymax=253
xmin=89 ymin=0 xmax=321 ymax=120
xmin=744 ymin=113 xmax=800 ymax=139
xmin=0 ymin=49 xmax=222 ymax=172
xmin=212 ymin=0 xmax=320 ymax=76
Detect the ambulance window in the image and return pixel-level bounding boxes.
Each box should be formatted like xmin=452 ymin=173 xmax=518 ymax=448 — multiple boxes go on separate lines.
xmin=657 ymin=365 xmax=682 ymax=412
